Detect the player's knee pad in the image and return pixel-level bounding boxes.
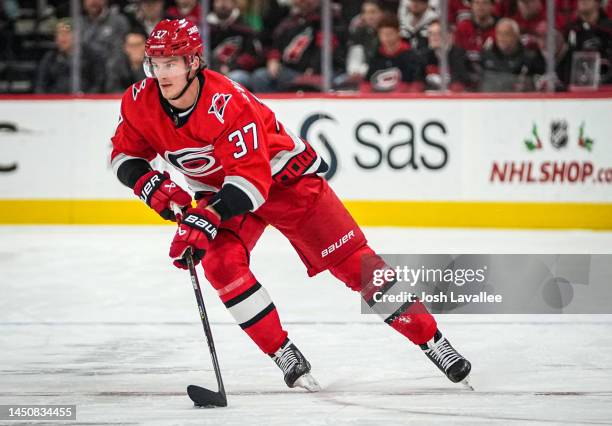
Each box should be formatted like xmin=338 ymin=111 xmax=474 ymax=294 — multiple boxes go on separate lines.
xmin=329 ymin=245 xmax=380 ymax=292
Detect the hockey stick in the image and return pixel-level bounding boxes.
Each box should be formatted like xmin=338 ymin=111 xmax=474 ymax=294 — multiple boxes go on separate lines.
xmin=173 ymin=205 xmax=227 ymax=408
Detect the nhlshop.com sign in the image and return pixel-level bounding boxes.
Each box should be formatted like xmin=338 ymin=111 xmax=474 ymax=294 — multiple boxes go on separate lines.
xmin=490 ymin=122 xmax=612 ymax=185
xmin=452 ymin=99 xmax=612 ymax=203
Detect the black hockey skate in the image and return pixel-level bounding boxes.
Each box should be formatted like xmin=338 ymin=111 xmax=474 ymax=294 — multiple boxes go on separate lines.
xmin=270 ymin=338 xmax=320 ymax=392
xmin=420 ymin=330 xmax=473 ymax=389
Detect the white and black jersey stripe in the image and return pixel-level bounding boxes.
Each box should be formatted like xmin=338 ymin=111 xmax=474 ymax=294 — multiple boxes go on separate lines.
xmin=223 ymin=282 xmax=276 ymax=329
xmin=362 ymin=270 xmax=417 ymax=324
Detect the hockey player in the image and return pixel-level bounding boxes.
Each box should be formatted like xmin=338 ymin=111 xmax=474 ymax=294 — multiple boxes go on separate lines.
xmin=110 ymin=18 xmax=471 ymax=391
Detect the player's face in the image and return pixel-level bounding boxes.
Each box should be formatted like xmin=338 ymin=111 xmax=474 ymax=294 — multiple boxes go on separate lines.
xmin=150 ymin=56 xmax=191 ymax=99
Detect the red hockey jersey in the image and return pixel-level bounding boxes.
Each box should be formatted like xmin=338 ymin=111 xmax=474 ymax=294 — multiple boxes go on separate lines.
xmin=111 ymin=69 xmax=324 ymax=211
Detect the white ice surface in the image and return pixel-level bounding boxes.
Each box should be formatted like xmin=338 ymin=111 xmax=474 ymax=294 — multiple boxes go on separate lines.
xmin=1 ymin=226 xmax=611 ymax=425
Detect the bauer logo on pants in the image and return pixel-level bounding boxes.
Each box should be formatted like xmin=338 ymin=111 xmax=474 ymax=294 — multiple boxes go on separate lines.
xmin=321 ymin=230 xmax=355 ymax=258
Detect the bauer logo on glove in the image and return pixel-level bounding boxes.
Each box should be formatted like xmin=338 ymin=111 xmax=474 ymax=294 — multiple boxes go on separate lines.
xmin=170 ymin=207 xmax=220 ymax=269
xmin=133 ymin=170 xmax=192 ymax=221
xmin=184 ymin=214 xmax=218 ymax=239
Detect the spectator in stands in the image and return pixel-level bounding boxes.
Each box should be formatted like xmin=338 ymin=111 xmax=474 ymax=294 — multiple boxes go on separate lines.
xmin=509 ymin=0 xmax=558 ymax=47
xmin=480 ymin=18 xmax=546 ymax=91
xmin=399 ymin=0 xmax=438 ymax=50
xmin=448 ymin=0 xmax=473 ymax=25
xmin=365 ymin=14 xmax=425 ymax=91
xmin=455 ymin=0 xmax=497 ymax=85
xmin=166 ymin=0 xmax=202 ymax=24
xmin=455 ymin=0 xmax=497 ymax=63
xmin=105 ymin=28 xmax=147 ymax=93
xmin=251 ymin=0 xmax=346 ymax=93
xmin=533 ymin=21 xmax=572 ymax=90
xmin=511 ymin=0 xmax=546 ymax=34
xmin=126 ymin=0 xmax=166 ymax=35
xmin=259 ymin=0 xmax=291 ymax=51
xmin=36 ymin=19 xmax=105 ymax=93
xmin=207 ymin=0 xmax=264 ymax=89
xmin=345 ymin=0 xmax=385 ymax=80
xmin=82 ymin=0 xmax=130 ymax=67
xmin=422 ymin=20 xmax=471 ymax=90
xmin=566 ymin=0 xmax=612 ymax=84
xmin=556 ymin=0 xmax=578 ymax=30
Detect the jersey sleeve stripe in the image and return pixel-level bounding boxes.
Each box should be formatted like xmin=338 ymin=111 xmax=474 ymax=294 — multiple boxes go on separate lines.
xmin=269 ymin=128 xmax=306 ymax=175
xmin=224 ymin=175 xmax=266 ymax=211
xmin=111 ymin=153 xmax=150 ymax=177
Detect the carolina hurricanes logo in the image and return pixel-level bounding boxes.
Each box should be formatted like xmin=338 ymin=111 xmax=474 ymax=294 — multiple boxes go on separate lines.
xmin=208 ymin=93 xmax=232 ymax=124
xmin=132 ymin=79 xmax=146 ymax=101
xmin=283 ymin=27 xmax=313 ymax=64
xmin=164 ymin=146 xmax=221 ymax=177
xmin=213 ymin=36 xmax=242 ymax=64
xmin=371 ymin=67 xmax=401 ymax=92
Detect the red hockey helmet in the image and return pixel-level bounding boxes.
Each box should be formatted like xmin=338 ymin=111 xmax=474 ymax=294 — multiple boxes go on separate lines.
xmin=145 ymin=18 xmax=203 ymax=58
xmin=143 ymin=19 xmax=204 ymax=79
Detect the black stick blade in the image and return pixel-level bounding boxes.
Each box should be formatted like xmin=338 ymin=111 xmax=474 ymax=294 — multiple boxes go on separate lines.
xmin=187 ymin=385 xmax=227 ymax=408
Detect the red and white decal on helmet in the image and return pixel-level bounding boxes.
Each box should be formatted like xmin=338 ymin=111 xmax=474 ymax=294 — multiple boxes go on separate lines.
xmin=208 ymin=93 xmax=232 ymax=124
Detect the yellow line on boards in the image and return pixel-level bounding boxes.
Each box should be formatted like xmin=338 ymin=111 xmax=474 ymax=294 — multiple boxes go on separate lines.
xmin=0 ymin=199 xmax=610 ymax=230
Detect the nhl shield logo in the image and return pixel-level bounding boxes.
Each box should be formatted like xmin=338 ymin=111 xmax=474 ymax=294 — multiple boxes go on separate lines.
xmin=208 ymin=93 xmax=232 ymax=124
xmin=550 ymin=120 xmax=568 ymax=149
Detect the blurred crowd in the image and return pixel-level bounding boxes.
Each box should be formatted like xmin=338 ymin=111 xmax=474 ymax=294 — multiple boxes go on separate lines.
xmin=0 ymin=0 xmax=610 ymax=94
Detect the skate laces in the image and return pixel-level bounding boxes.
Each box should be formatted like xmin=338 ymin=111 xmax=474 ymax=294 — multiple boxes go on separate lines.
xmin=426 ymin=338 xmax=462 ymax=372
xmin=274 ymin=344 xmax=300 ymax=373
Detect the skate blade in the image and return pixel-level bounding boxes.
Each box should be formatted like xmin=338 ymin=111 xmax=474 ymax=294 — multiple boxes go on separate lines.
xmin=461 ymin=377 xmax=474 ymax=391
xmin=294 ymin=373 xmax=321 ymax=392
